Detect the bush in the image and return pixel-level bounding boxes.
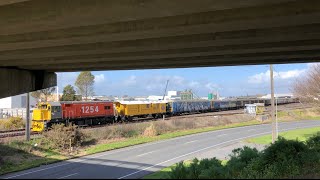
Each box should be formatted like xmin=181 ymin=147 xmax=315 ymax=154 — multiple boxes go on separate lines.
xmin=170 ymin=158 xmax=226 ymax=179
xmin=169 ymin=161 xmax=188 ymax=179
xmin=306 ymin=132 xmax=320 ymax=152
xmin=225 ymin=146 xmax=260 ymax=177
xmin=168 ymin=133 xmax=320 ymax=179
xmin=42 ymin=124 xmax=86 ymax=151
xmin=0 ymin=117 xmax=25 ymax=130
xmin=143 ymin=124 xmax=157 ymax=137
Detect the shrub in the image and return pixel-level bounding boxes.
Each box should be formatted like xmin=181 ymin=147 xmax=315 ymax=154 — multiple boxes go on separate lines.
xmin=42 ymin=124 xmax=86 ymax=151
xmin=225 ymin=146 xmax=260 ymax=177
xmin=116 ymin=124 xmax=142 ymax=138
xmin=143 ymin=124 xmax=157 ymax=137
xmin=170 ymin=158 xmax=226 ymax=179
xmin=306 ymin=132 xmax=320 ymax=152
xmin=168 ymin=134 xmax=320 ymax=179
xmin=0 ymin=117 xmax=25 ymax=130
xmin=169 ymin=161 xmax=188 ymax=179
xmin=240 ymin=137 xmax=310 ymax=179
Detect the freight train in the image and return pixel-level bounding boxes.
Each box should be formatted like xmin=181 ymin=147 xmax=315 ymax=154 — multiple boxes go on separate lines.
xmin=31 ymin=97 xmax=299 ymax=132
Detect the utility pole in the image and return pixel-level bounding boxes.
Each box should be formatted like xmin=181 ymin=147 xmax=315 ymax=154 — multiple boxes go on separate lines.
xmin=270 ymin=65 xmax=276 ymax=143
xmin=26 ymin=92 xmax=30 ymax=141
xmin=56 ymin=86 xmax=59 ymax=101
xmin=276 ymin=97 xmax=278 ymax=138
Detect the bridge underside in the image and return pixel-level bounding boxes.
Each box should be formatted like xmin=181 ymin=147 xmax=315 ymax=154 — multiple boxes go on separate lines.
xmin=1 ymin=0 xmax=320 ymax=98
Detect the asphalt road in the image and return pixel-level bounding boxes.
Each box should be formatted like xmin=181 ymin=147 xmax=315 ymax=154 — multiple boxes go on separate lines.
xmin=2 ymin=120 xmax=320 ymax=179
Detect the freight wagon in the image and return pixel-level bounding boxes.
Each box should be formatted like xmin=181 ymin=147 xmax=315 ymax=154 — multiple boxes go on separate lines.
xmin=170 ymin=100 xmax=211 ymax=115
xmin=115 ymin=101 xmax=167 ymax=121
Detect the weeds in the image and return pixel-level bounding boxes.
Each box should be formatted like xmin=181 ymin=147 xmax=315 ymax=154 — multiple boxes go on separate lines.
xmin=0 ymin=117 xmax=25 ymax=130
xmin=42 ymin=124 xmax=86 ymax=151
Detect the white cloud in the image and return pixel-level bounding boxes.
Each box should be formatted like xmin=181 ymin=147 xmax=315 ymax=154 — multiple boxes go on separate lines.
xmin=171 ymin=76 xmax=185 ymax=85
xmin=95 ymin=74 xmax=105 ymax=83
xmin=123 ymin=75 xmax=137 ymax=86
xmin=188 ymin=81 xmax=200 ymax=88
xmin=205 ymin=82 xmax=219 ymax=90
xmin=248 ymin=69 xmax=306 ymax=84
xmin=57 ymin=72 xmax=79 ymax=92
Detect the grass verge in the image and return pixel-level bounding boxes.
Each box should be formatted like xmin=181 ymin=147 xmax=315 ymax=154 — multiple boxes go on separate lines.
xmin=246 ymin=126 xmax=320 ymax=144
xmin=143 ymin=161 xmax=191 ymax=179
xmin=85 ymin=120 xmax=262 ymax=155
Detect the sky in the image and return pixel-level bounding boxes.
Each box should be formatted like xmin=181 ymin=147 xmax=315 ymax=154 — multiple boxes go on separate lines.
xmin=57 ymin=62 xmax=318 ymax=98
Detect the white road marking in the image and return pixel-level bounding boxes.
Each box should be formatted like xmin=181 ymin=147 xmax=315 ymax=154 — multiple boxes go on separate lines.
xmin=217 ymin=134 xmax=227 ymax=137
xmin=58 ymin=173 xmax=78 ymax=179
xmin=248 ymin=129 xmax=256 ymax=132
xmin=184 ymin=140 xmax=197 ymax=144
xmin=137 ymin=151 xmax=157 ymax=157
xmin=117 ymin=125 xmax=319 ymax=179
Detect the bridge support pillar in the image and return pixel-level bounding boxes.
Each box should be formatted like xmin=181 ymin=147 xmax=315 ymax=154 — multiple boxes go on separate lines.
xmin=0 ymin=68 xmax=57 ymax=98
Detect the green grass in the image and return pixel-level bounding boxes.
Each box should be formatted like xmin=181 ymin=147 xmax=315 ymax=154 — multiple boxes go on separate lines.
xmin=247 ymin=126 xmax=320 ymax=144
xmin=0 ymin=140 xmax=68 ymax=175
xmin=0 ymin=157 xmax=66 ymax=175
xmin=85 ymin=120 xmax=262 ymax=155
xmin=143 ymin=161 xmax=191 ymax=179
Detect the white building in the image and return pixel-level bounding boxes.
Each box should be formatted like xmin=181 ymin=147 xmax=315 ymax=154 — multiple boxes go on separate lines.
xmin=0 ymin=93 xmax=37 ymax=109
xmin=167 ymin=91 xmax=182 ymax=99
xmin=260 ymin=93 xmax=293 ymax=99
xmin=0 ymin=93 xmax=37 ymax=120
xmin=147 ymin=95 xmax=171 ymax=101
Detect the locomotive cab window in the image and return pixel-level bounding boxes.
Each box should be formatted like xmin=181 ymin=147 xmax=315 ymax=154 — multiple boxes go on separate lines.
xmin=146 ymin=104 xmax=150 ymax=108
xmin=52 ymin=106 xmax=61 ymax=112
xmin=104 ymin=106 xmax=110 ymax=110
xmin=40 ymin=105 xmax=47 ymax=109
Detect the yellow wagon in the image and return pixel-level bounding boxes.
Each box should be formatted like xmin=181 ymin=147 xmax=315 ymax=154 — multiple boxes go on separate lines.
xmin=115 ymin=101 xmax=166 ymax=121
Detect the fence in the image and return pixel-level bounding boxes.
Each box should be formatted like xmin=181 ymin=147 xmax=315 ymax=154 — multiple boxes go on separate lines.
xmin=0 ymin=108 xmax=33 ymax=120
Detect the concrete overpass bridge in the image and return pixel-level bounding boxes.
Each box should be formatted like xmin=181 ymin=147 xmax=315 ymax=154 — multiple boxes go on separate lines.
xmin=1 ymin=0 xmax=320 ymax=98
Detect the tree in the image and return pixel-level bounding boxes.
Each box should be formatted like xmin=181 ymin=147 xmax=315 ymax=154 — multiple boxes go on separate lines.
xmin=75 ymin=71 xmax=95 ymax=100
xmin=31 ymin=87 xmax=56 ymax=102
xmin=292 ymin=64 xmax=320 ymax=104
xmin=60 ymin=85 xmax=77 ymax=101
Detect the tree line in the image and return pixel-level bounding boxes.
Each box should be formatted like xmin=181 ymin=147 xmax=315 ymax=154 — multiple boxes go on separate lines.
xmin=31 ymin=71 xmax=95 ymax=101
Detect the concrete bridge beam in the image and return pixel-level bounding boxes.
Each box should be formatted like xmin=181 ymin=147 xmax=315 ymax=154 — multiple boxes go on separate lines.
xmin=0 ymin=68 xmax=56 ymax=98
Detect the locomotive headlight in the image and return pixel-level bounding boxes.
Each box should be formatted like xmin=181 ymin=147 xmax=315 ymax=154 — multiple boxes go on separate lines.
xmin=44 ymin=121 xmax=47 ymax=128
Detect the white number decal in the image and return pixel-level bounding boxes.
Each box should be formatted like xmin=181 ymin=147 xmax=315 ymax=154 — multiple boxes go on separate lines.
xmin=82 ymin=106 xmax=99 ymax=113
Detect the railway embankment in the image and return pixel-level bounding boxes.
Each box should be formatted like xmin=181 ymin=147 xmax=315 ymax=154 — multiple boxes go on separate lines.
xmin=0 ymin=106 xmax=319 ymax=176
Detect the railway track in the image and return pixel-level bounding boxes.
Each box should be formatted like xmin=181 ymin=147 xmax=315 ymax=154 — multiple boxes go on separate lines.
xmin=0 ymin=129 xmax=39 ymax=138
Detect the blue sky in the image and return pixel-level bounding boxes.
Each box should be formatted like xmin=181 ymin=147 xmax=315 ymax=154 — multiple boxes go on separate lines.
xmin=57 ymin=62 xmax=316 ymax=97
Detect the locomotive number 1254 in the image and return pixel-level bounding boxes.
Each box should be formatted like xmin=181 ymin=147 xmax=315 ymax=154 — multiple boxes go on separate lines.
xmin=81 ymin=106 xmax=99 ymax=113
